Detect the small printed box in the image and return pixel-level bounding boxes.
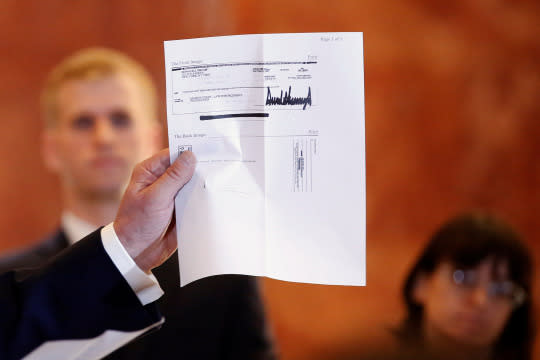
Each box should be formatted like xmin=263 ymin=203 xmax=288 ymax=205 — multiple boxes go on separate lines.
xmin=178 ymin=145 xmax=193 ymax=155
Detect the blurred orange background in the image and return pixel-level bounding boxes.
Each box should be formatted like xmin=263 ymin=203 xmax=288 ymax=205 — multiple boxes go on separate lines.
xmin=0 ymin=1 xmax=539 ymax=359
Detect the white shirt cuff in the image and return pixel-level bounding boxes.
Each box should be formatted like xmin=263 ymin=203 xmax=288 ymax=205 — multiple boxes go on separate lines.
xmin=100 ymin=223 xmax=164 ymax=305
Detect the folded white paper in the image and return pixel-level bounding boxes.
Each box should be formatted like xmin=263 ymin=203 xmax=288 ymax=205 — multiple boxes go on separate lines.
xmin=165 ymin=33 xmax=365 ymax=286
xmin=24 ymin=318 xmax=164 ymax=360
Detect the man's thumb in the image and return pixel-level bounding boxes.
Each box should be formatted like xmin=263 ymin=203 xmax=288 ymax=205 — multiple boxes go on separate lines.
xmin=149 ymin=151 xmax=197 ymax=199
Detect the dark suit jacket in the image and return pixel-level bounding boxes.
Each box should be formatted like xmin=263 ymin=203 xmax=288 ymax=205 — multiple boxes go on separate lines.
xmin=0 ymin=228 xmax=276 ymax=360
xmin=0 ymin=230 xmax=161 ymax=360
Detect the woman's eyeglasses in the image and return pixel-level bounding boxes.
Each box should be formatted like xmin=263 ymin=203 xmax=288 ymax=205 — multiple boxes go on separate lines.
xmin=451 ymin=268 xmax=526 ymax=307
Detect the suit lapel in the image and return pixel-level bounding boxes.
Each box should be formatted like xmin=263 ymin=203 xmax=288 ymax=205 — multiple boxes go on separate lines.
xmin=33 ymin=228 xmax=71 ymax=261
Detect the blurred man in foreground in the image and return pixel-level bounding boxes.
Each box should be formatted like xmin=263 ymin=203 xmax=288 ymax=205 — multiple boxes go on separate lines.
xmin=0 ymin=48 xmax=275 ymax=359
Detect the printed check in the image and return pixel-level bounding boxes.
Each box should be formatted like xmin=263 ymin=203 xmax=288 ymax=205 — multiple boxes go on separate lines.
xmin=165 ymin=33 xmax=365 ymax=286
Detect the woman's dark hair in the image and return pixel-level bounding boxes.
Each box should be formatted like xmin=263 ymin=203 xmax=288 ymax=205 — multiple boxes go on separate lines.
xmin=396 ymin=212 xmax=534 ymax=360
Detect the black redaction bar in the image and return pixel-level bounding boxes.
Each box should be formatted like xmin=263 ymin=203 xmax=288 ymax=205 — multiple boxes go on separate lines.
xmin=200 ymin=113 xmax=269 ymax=121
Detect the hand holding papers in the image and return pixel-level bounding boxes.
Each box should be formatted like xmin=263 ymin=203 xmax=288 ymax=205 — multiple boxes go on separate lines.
xmin=165 ymin=33 xmax=365 ymax=286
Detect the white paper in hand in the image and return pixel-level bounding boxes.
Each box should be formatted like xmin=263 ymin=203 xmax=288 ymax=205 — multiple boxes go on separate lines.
xmin=164 ymin=32 xmax=365 ymax=287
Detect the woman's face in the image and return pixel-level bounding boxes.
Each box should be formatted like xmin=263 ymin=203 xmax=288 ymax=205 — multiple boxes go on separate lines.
xmin=413 ymin=257 xmax=520 ymax=350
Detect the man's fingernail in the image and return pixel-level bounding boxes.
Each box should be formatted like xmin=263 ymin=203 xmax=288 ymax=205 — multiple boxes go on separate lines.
xmin=179 ymin=151 xmax=196 ymax=166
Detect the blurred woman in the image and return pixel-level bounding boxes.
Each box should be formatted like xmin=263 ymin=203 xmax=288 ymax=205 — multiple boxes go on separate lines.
xmin=396 ymin=212 xmax=534 ymax=360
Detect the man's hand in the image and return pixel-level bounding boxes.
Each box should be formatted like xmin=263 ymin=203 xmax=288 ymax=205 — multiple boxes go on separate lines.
xmin=113 ymin=149 xmax=196 ymax=273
